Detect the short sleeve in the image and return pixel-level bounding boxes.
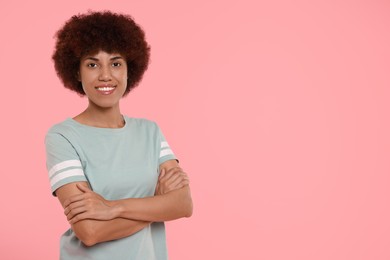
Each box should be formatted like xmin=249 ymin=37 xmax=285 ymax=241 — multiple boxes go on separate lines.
xmin=45 ymin=132 xmax=87 ymax=196
xmin=156 ymin=124 xmax=178 ymax=165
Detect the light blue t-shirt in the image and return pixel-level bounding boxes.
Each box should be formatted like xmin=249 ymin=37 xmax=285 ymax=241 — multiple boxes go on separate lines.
xmin=45 ymin=116 xmax=177 ymax=260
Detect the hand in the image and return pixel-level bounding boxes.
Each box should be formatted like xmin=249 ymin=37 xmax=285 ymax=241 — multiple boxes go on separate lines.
xmin=63 ymin=184 xmax=116 ymax=224
xmin=155 ymin=167 xmax=190 ymax=196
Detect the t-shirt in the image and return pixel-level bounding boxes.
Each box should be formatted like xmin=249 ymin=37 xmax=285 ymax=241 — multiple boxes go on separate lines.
xmin=45 ymin=116 xmax=177 ymax=260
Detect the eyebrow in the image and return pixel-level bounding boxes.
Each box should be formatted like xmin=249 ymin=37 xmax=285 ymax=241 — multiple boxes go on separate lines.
xmin=84 ymin=56 xmax=124 ymax=61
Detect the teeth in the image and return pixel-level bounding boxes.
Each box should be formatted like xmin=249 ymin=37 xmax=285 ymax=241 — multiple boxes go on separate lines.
xmin=97 ymin=87 xmax=115 ymax=91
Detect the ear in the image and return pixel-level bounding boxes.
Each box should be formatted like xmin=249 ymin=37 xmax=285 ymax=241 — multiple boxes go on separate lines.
xmin=77 ymin=71 xmax=81 ymax=82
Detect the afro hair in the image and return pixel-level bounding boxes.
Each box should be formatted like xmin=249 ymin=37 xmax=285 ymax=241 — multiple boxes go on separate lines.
xmin=52 ymin=11 xmax=150 ymax=96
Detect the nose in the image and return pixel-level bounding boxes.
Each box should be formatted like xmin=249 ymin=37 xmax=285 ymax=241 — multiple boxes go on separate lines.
xmin=98 ymin=66 xmax=112 ymax=81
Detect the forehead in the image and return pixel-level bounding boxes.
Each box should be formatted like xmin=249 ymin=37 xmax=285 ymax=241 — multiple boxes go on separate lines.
xmin=81 ymin=50 xmax=125 ymax=60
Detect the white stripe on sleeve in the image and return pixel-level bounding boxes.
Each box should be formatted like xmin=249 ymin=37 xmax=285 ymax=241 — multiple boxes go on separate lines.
xmin=49 ymin=160 xmax=82 ymax=178
xmin=160 ymin=148 xmax=174 ymax=158
xmin=161 ymin=141 xmax=169 ymax=149
xmin=50 ymin=168 xmax=85 ymax=188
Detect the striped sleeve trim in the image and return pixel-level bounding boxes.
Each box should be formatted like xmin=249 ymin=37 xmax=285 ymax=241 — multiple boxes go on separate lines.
xmin=160 ymin=148 xmax=174 ymax=158
xmin=50 ymin=169 xmax=85 ymax=188
xmin=160 ymin=140 xmax=175 ymax=158
xmin=161 ymin=141 xmax=169 ymax=149
xmin=48 ymin=159 xmax=82 ymax=178
xmin=48 ymin=160 xmax=85 ymax=189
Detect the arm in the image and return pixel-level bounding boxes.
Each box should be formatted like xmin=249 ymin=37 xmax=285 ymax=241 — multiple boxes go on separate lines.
xmin=113 ymin=186 xmax=192 ymax=222
xmin=66 ymin=160 xmax=193 ymax=223
xmin=56 ymin=182 xmax=150 ymax=247
xmin=113 ymin=160 xmax=193 ymax=221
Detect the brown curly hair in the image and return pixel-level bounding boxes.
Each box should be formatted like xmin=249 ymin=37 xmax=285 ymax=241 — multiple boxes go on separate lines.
xmin=52 ymin=11 xmax=150 ymax=96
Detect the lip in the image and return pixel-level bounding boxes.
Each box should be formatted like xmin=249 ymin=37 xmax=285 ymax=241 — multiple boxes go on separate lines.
xmin=95 ymin=84 xmax=116 ymax=95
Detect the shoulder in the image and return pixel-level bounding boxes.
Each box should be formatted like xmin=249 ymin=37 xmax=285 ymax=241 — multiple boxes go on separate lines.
xmin=45 ymin=118 xmax=81 ymax=145
xmin=46 ymin=118 xmax=76 ymax=135
xmin=124 ymin=116 xmax=159 ymax=130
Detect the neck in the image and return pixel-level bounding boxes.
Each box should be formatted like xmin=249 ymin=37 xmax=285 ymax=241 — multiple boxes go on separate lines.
xmin=74 ymin=103 xmax=125 ymax=128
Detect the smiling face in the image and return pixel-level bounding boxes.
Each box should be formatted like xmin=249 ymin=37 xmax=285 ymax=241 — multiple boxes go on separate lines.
xmin=79 ymin=50 xmax=128 ymax=110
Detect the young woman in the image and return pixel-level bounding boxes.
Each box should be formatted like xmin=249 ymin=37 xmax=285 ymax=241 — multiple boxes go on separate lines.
xmin=45 ymin=11 xmax=193 ymax=259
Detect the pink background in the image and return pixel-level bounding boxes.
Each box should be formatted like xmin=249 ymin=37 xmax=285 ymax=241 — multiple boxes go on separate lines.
xmin=1 ymin=0 xmax=389 ymax=259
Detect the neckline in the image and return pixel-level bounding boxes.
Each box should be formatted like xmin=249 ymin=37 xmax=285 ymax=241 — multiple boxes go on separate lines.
xmin=67 ymin=115 xmax=129 ymax=133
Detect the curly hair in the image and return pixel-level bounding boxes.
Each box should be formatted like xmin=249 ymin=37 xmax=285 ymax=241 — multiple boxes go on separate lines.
xmin=52 ymin=11 xmax=150 ymax=96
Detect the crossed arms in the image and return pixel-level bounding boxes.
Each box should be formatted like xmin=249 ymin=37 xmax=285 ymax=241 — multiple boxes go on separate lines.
xmin=55 ymin=159 xmax=193 ymax=246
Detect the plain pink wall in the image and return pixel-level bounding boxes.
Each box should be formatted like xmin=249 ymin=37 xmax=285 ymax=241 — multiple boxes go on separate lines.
xmin=1 ymin=0 xmax=389 ymax=259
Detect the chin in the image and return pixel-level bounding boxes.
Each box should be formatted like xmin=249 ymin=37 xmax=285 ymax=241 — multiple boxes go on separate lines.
xmin=89 ymin=100 xmax=120 ymax=109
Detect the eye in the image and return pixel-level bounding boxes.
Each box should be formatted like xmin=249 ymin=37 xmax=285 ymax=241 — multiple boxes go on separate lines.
xmin=112 ymin=62 xmax=122 ymax=67
xmin=87 ymin=63 xmax=98 ymax=68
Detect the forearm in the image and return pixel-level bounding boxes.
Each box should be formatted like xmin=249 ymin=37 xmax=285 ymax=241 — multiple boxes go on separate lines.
xmin=112 ymin=186 xmax=193 ymax=222
xmin=57 ymin=182 xmax=152 ymax=246
xmin=72 ymin=218 xmax=150 ymax=246
xmin=72 ymin=185 xmax=192 ymax=245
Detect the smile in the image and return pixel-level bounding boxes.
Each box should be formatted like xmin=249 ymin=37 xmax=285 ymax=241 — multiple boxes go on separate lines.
xmin=97 ymin=86 xmax=115 ymax=91
xmin=95 ymin=85 xmax=116 ymax=94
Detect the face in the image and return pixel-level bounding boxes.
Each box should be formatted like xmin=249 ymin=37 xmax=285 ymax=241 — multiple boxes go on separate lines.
xmin=79 ymin=50 xmax=128 ymax=109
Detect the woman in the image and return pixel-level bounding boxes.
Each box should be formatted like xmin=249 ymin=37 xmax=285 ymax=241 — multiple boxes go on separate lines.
xmin=45 ymin=11 xmax=193 ymax=259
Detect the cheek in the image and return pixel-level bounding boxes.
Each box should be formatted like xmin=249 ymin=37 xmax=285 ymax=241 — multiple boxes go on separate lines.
xmin=79 ymin=75 xmax=96 ymax=93
xmin=79 ymin=70 xmax=94 ymax=83
xmin=118 ymin=70 xmax=128 ymax=84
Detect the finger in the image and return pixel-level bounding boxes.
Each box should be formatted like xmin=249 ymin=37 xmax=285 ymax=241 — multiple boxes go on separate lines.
xmin=165 ymin=170 xmax=187 ymax=185
xmin=64 ymin=200 xmax=86 ymax=215
xmin=66 ymin=206 xmax=88 ymax=221
xmin=183 ymin=175 xmax=190 ymax=184
xmin=164 ymin=166 xmax=182 ymax=175
xmin=169 ymin=174 xmax=189 ymax=189
xmin=63 ymin=193 xmax=87 ymax=208
xmin=175 ymin=180 xmax=190 ymax=189
xmin=176 ymin=173 xmax=189 ymax=184
xmin=160 ymin=173 xmax=187 ymax=193
xmin=77 ymin=183 xmax=91 ymax=192
xmin=159 ymin=167 xmax=183 ymax=182
xmin=165 ymin=166 xmax=183 ymax=174
xmin=159 ymin=168 xmax=166 ymax=180
xmin=69 ymin=212 xmax=90 ymax=224
xmin=164 ymin=171 xmax=184 ymax=186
